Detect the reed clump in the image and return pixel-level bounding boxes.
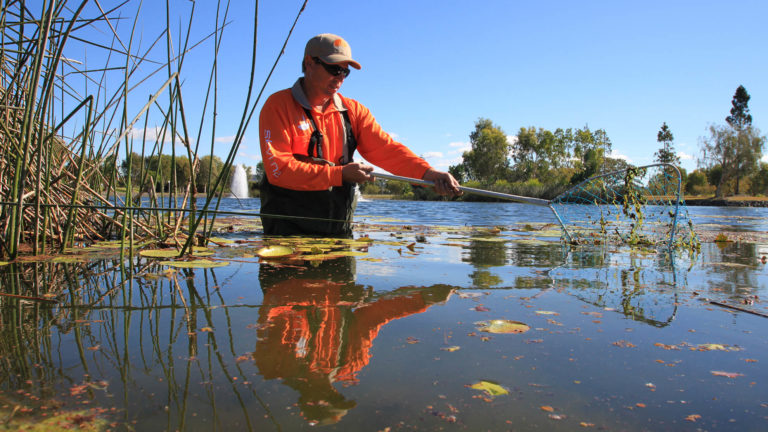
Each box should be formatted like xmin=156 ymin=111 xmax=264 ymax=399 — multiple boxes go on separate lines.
xmin=0 ymin=0 xmax=308 ymax=260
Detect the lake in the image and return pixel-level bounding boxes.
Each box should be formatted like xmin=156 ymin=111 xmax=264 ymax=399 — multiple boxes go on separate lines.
xmin=1 ymin=198 xmax=766 ymax=431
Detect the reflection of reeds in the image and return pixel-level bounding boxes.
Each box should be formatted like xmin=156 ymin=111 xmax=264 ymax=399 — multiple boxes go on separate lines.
xmin=0 ymin=256 xmax=278 ymax=429
xmin=1 ymin=1 xmax=309 ymax=260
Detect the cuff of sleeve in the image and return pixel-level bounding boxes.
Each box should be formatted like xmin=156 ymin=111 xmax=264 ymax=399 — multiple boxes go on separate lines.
xmin=330 ymin=165 xmax=344 ymax=186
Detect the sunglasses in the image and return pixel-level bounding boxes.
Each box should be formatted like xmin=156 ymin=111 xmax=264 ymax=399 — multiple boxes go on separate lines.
xmin=313 ymin=57 xmax=350 ymax=78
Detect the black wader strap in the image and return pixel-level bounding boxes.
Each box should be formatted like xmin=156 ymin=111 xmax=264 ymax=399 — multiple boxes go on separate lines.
xmin=302 ymin=107 xmax=323 ymax=159
xmin=340 ymin=110 xmax=358 ymax=165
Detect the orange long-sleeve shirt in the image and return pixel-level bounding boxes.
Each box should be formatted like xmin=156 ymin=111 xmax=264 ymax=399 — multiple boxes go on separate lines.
xmin=259 ymin=79 xmax=431 ymax=191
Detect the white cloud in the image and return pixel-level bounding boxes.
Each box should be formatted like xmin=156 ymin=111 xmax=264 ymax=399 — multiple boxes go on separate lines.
xmin=678 ymin=151 xmax=694 ymax=161
xmin=608 ymin=150 xmax=632 ymax=163
xmin=127 ymin=126 xmax=174 ymax=143
xmin=507 ymin=135 xmax=518 ymax=146
xmin=448 ymin=141 xmax=471 ymax=154
xmin=238 ymin=151 xmax=262 ymax=162
xmin=422 ymin=151 xmax=444 ymax=159
xmin=215 ymin=135 xmax=237 ymax=143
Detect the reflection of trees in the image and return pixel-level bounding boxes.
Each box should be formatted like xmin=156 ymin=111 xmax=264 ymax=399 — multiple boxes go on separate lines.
xmin=551 ymin=248 xmax=682 ymax=327
xmin=255 ymin=258 xmax=454 ymax=425
xmin=699 ymin=243 xmax=765 ymax=301
xmin=463 ymin=236 xmax=508 ymax=289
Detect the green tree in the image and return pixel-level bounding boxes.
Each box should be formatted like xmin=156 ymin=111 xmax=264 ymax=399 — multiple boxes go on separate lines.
xmin=685 ymin=169 xmax=709 ymax=195
xmin=569 ymin=126 xmax=612 ymax=184
xmin=701 ymin=86 xmax=766 ymax=196
xmin=749 ymin=162 xmax=768 ymax=195
xmin=731 ymin=126 xmax=765 ymax=194
xmin=447 ymin=163 xmax=468 ymax=184
xmin=461 ymin=118 xmax=511 ymax=184
xmin=197 ymin=155 xmax=224 ymax=193
xmin=511 ymin=127 xmax=568 ymax=182
xmin=654 ymin=122 xmax=680 ymax=165
xmin=725 ymin=86 xmax=762 ymax=194
xmin=726 ymin=85 xmax=752 ymax=130
xmin=699 ymin=125 xmax=735 ymax=197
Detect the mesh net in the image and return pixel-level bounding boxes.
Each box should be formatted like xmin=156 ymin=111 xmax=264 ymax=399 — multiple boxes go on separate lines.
xmin=550 ymin=164 xmax=699 ymax=249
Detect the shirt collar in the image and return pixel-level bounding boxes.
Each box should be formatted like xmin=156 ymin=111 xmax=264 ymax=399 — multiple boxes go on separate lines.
xmin=291 ymin=78 xmax=346 ymax=112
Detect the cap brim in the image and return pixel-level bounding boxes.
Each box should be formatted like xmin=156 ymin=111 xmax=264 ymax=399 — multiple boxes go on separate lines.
xmin=321 ymin=54 xmax=361 ymax=70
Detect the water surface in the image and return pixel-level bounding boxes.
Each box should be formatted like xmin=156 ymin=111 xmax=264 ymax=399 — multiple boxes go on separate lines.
xmin=1 ymin=200 xmax=766 ymax=430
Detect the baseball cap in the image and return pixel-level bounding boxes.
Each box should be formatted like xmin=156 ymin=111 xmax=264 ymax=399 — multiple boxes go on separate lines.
xmin=304 ymin=34 xmax=361 ymax=70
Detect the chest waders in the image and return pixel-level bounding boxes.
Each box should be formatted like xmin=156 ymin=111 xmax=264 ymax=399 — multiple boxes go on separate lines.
xmin=259 ymin=107 xmax=359 ymax=236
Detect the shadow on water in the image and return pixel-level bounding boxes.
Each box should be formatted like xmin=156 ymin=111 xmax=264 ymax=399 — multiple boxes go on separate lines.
xmin=0 ymin=226 xmax=766 ymax=430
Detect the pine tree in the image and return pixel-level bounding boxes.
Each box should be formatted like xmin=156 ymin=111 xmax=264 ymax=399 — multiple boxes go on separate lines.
xmin=653 ymin=122 xmax=680 ymax=165
xmin=725 ymin=85 xmax=752 ymax=130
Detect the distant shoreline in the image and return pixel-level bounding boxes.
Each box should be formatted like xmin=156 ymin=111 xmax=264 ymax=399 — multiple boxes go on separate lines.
xmin=362 ymin=194 xmax=768 ymax=208
xmin=685 ymin=197 xmax=768 ymax=208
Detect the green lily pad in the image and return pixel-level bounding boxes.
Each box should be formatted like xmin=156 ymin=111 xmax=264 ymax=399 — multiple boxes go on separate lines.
xmin=476 ymin=319 xmax=531 ymax=334
xmin=256 ymin=245 xmax=294 ymax=258
xmin=52 ymin=256 xmax=88 ymax=263
xmin=469 ymin=380 xmax=509 ymax=396
xmin=159 ymin=259 xmax=230 ymax=268
xmin=140 ymin=249 xmax=183 ymax=258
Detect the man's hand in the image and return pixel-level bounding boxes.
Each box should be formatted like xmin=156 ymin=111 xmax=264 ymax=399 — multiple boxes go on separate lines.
xmin=342 ymin=162 xmax=374 ymax=184
xmin=422 ymin=169 xmax=462 ymax=197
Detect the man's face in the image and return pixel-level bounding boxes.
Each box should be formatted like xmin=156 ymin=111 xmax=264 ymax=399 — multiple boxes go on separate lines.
xmin=304 ymin=56 xmax=349 ymax=99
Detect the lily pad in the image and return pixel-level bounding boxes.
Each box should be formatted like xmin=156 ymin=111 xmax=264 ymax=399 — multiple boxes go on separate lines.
xmin=159 ymin=259 xmax=229 ymax=269
xmin=52 ymin=256 xmax=89 ymax=263
xmin=476 ymin=319 xmax=530 ymax=334
xmin=140 ymin=249 xmax=183 ymax=258
xmin=256 ymin=245 xmax=294 ymax=258
xmin=469 ymin=380 xmax=509 ymax=396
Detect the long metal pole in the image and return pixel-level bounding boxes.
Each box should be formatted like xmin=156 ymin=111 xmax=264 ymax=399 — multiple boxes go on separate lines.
xmin=371 ymin=172 xmax=550 ymax=206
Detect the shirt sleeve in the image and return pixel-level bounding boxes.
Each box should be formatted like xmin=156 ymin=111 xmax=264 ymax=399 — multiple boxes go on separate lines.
xmin=259 ymin=92 xmax=344 ymax=191
xmin=345 ymin=98 xmax=432 ymax=179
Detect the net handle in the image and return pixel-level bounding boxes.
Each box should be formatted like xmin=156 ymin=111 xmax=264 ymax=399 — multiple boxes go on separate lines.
xmin=370 ymin=172 xmax=550 ymax=206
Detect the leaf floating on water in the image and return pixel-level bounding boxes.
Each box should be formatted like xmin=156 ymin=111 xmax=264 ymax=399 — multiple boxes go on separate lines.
xmin=52 ymin=256 xmax=88 ymax=263
xmin=612 ymin=340 xmax=636 ymax=348
xmin=476 ymin=319 xmax=530 ymax=334
xmin=140 ymin=249 xmax=182 ymax=258
xmin=472 ymin=306 xmax=490 ymax=312
xmin=332 ymin=250 xmax=368 ymax=257
xmin=469 ymin=380 xmax=509 ymax=396
xmin=696 ymin=343 xmax=742 ymax=352
xmin=256 ymin=245 xmax=294 ymax=258
xmin=200 ymin=327 xmax=213 ymax=332
xmin=441 ymin=346 xmax=461 ymax=352
xmin=710 ymin=370 xmax=744 ymax=378
xmin=159 ymin=259 xmax=229 ymax=269
xmin=685 ymin=414 xmax=702 ymax=422
xmin=535 ymin=310 xmax=559 ymax=316
xmin=540 ymin=405 xmax=555 ymax=412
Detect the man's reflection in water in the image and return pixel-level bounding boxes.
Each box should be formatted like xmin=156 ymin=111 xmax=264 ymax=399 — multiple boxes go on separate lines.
xmin=255 ymin=256 xmax=453 ymax=425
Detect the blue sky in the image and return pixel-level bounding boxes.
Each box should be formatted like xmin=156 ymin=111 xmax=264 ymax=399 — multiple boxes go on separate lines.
xmin=97 ymin=0 xmax=768 ymax=175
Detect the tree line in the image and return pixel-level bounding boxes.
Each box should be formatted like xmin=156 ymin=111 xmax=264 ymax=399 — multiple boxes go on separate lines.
xmin=117 ymin=153 xmax=247 ymax=194
xmin=362 ymin=85 xmax=765 ymax=200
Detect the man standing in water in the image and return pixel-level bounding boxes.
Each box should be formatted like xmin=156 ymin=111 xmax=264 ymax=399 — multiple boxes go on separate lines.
xmin=259 ymin=33 xmax=461 ymax=236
